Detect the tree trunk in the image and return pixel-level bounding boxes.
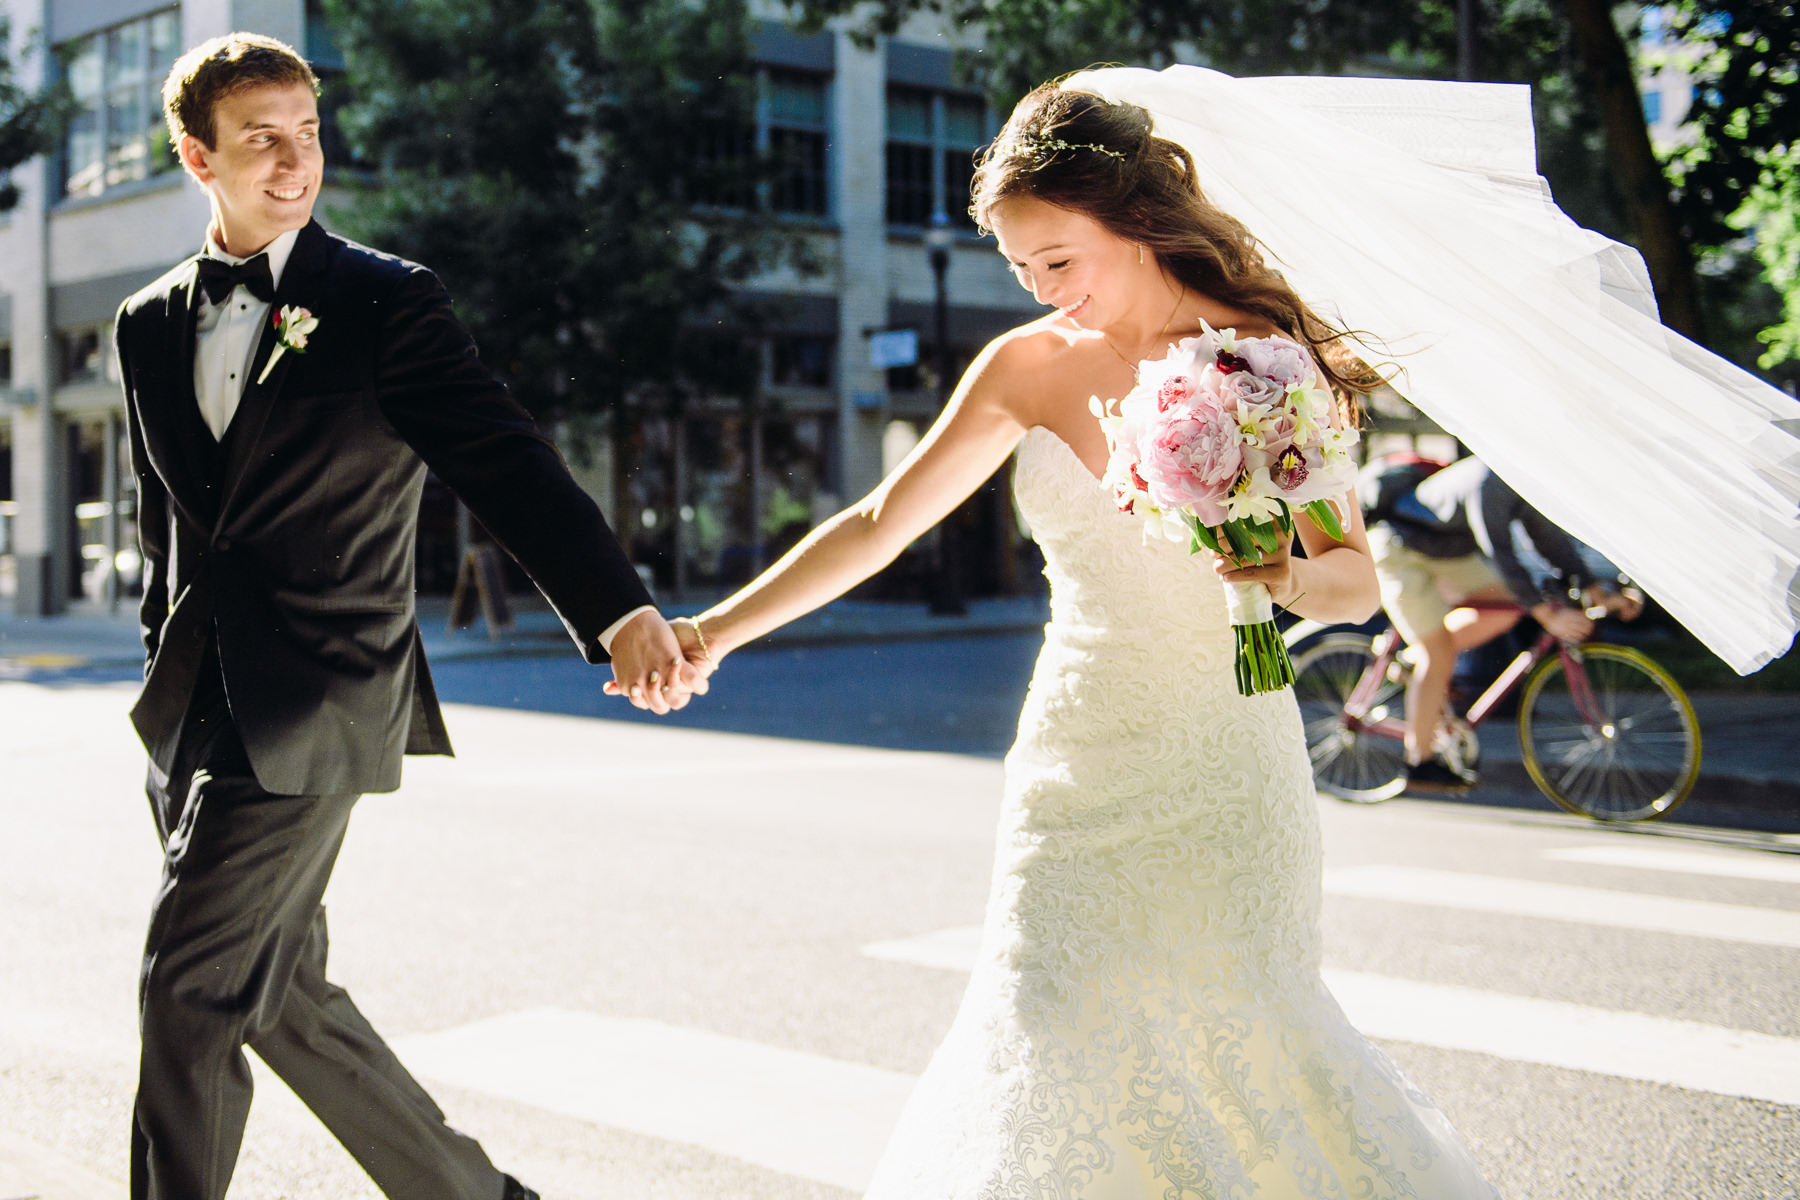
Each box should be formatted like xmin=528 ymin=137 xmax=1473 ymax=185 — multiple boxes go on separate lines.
xmin=1564 ymin=0 xmax=1706 ymax=342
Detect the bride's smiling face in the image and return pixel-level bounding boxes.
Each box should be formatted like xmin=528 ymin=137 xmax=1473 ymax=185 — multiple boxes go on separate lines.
xmin=989 ymin=196 xmax=1139 ymax=329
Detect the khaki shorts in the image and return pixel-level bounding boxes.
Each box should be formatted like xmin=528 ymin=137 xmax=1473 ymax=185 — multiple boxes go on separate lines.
xmin=1368 ymin=524 xmax=1504 ymax=647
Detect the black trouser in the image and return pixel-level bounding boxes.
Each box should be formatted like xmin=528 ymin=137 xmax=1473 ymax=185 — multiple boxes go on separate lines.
xmin=131 ymin=647 xmax=504 ymax=1200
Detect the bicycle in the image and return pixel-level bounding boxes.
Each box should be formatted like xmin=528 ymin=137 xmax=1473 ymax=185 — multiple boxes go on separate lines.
xmin=1287 ymin=600 xmax=1702 ymax=822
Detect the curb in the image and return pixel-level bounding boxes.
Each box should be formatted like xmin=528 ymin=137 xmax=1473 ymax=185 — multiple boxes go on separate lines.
xmin=1460 ymin=760 xmax=1800 ymax=835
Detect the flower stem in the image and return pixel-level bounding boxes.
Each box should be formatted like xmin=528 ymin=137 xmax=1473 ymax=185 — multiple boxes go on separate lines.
xmin=1233 ymin=619 xmax=1294 ymax=696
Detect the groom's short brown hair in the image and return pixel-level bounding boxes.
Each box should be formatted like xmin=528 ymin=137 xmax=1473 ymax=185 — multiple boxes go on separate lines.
xmin=163 ymin=33 xmax=320 ymax=150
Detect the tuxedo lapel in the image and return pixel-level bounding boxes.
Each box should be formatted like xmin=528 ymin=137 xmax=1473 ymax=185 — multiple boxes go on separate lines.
xmin=215 ymin=221 xmax=331 ymax=526
xmin=142 ymin=260 xmax=221 ymax=531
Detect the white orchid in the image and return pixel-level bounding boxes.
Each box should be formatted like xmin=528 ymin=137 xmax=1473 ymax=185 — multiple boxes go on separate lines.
xmin=1224 ymin=470 xmax=1287 ymax=524
xmin=257 ymin=305 xmax=319 ymax=384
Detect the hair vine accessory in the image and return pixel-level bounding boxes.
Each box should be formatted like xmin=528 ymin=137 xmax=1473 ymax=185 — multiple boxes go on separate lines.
xmin=1022 ymin=134 xmax=1126 ymax=165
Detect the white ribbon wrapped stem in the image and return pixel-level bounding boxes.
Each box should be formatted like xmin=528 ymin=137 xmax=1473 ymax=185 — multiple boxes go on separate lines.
xmin=1224 ymin=580 xmax=1275 ymax=627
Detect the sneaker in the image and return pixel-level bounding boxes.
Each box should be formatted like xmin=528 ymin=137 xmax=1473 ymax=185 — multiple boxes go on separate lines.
xmin=1404 ymin=756 xmax=1477 ymax=794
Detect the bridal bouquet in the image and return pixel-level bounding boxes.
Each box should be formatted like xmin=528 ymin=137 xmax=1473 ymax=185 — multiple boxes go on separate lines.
xmin=1093 ymin=324 xmax=1359 ymax=695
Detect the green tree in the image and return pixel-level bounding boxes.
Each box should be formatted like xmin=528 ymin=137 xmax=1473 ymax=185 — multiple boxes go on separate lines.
xmin=1660 ymin=2 xmax=1800 ymax=376
xmin=0 ymin=17 xmax=71 ymax=212
xmin=322 ymin=0 xmax=791 ymax=428
xmin=1731 ymin=147 xmax=1800 ymax=371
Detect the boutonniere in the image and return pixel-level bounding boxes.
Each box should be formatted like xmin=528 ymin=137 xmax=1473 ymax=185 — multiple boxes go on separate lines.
xmin=257 ymin=305 xmax=319 ymax=384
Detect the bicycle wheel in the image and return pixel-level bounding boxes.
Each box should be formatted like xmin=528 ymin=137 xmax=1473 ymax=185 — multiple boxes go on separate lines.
xmin=1518 ymin=644 xmax=1702 ymax=822
xmin=1292 ymin=633 xmax=1409 ymax=802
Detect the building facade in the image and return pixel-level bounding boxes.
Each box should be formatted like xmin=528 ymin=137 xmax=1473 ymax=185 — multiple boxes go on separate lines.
xmin=0 ymin=0 xmax=1043 ymax=614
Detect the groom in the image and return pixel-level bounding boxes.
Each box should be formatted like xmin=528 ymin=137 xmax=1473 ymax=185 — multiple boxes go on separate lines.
xmin=114 ymin=32 xmax=694 ymax=1200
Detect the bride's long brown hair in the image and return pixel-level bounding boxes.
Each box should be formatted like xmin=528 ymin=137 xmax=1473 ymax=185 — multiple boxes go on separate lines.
xmin=973 ymin=82 xmax=1381 ymax=415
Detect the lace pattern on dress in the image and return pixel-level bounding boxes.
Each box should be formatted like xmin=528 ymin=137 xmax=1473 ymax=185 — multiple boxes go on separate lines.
xmin=863 ymin=428 xmax=1499 ymax=1200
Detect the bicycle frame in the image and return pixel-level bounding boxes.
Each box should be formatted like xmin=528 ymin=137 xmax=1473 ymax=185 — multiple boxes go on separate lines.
xmin=1341 ymin=616 xmax=1605 ymax=743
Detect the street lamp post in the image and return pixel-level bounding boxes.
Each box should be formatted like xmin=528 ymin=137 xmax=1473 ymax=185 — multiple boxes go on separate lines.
xmin=923 ymin=212 xmax=967 ymax=616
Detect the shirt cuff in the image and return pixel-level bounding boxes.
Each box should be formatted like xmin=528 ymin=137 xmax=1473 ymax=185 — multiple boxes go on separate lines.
xmin=598 ymin=605 xmax=659 ymax=656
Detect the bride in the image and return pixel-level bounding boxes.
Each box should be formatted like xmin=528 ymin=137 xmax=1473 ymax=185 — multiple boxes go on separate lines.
xmin=629 ymin=75 xmax=1504 ymax=1199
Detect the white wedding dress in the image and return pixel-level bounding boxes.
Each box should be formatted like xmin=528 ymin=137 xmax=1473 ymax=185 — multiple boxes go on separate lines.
xmin=863 ymin=427 xmax=1499 ymax=1200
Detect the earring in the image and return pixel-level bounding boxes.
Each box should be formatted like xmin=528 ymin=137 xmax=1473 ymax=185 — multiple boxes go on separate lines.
xmin=1138 ymin=243 xmax=1145 ymax=265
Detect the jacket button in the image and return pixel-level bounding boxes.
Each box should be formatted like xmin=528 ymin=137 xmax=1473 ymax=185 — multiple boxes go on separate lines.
xmin=214 ymin=535 xmax=233 ymax=553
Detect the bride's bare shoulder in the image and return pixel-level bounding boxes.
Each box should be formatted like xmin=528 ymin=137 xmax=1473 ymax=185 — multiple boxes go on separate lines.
xmin=973 ymin=315 xmax=1085 ymax=382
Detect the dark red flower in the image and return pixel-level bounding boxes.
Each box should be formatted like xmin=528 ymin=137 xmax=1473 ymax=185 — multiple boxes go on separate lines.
xmin=1271 ymin=445 xmax=1309 ymax=491
xmin=1216 ymin=350 xmax=1253 ymax=375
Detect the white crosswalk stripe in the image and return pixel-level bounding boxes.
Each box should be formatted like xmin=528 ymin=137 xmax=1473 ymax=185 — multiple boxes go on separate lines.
xmin=856 ymin=925 xmax=1800 ymax=1108
xmin=394 ymin=1011 xmax=912 ymax=1193
xmin=1322 ymin=864 xmax=1800 ymax=949
xmin=1542 ymin=844 xmax=1800 ymax=884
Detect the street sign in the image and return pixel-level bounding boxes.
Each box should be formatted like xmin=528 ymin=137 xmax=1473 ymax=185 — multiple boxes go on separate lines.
xmin=868 ymin=328 xmax=919 ymax=370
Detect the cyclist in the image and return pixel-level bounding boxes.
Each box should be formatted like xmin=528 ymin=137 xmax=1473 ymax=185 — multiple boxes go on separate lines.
xmin=1360 ymin=454 xmax=1641 ymax=792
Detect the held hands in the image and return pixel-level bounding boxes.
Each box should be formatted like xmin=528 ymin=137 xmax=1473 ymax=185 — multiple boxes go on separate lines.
xmin=602 ymin=610 xmax=708 ymax=713
xmin=671 ymin=617 xmax=720 ymax=682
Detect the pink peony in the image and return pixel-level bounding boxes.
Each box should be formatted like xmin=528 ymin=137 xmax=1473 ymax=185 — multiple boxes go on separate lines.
xmin=1237 ymin=335 xmax=1314 ymax=387
xmin=1156 ymin=375 xmax=1195 ymax=411
xmin=1135 ymin=401 xmax=1239 ymax=526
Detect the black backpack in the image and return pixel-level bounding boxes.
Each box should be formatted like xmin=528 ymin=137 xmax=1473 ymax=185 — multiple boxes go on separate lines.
xmin=1358 ymin=454 xmax=1450 ymax=525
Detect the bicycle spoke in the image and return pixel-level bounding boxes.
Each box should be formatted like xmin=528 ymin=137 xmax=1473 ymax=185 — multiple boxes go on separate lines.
xmin=1521 ymin=645 xmax=1699 ymax=821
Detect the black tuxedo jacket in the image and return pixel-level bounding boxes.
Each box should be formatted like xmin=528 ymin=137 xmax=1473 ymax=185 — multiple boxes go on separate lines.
xmin=115 ymin=220 xmax=653 ymax=795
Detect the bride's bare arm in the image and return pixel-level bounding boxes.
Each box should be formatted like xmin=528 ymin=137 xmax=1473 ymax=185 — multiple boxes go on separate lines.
xmin=692 ymin=343 xmax=1030 ymax=662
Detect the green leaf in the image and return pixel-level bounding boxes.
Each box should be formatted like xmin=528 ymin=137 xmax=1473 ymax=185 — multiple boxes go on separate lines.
xmin=1222 ymin=521 xmax=1259 ymax=562
xmin=1304 ymin=500 xmax=1344 ymax=541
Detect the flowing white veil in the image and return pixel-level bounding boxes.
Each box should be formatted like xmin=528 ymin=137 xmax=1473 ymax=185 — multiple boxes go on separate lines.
xmin=1067 ymin=65 xmax=1800 ymax=675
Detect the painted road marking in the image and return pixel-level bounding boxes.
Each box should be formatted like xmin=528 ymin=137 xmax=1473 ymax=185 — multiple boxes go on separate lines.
xmin=442 ymin=754 xmax=963 ymax=787
xmin=862 ymin=924 xmax=985 ymax=971
xmin=1543 ymin=845 xmax=1800 ymax=886
xmin=858 ymin=928 xmax=1800 ymax=1108
xmin=393 ymin=1010 xmax=912 ymax=1193
xmin=1322 ymin=865 xmax=1800 ymax=949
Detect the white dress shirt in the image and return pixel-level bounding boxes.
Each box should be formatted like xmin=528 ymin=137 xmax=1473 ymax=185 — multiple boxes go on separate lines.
xmin=193 ymin=227 xmax=300 ymax=441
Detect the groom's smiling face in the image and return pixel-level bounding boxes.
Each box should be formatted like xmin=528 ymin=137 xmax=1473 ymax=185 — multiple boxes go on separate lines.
xmin=179 ymin=81 xmax=323 ymax=257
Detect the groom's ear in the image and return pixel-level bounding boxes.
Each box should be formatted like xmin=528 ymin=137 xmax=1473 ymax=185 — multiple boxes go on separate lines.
xmin=178 ymin=132 xmax=217 ymax=187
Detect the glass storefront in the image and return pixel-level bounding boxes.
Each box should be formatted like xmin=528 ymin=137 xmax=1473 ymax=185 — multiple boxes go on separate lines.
xmin=67 ymin=416 xmax=140 ymax=606
xmin=618 ymin=408 xmax=834 ymax=599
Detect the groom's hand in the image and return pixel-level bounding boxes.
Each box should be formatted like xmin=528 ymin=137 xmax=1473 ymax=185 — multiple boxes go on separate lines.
xmin=605 ymin=610 xmax=699 ymax=714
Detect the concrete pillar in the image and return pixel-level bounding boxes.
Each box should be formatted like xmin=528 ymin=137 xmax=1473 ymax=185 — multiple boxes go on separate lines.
xmin=3 ymin=3 xmax=62 ymax=616
xmin=830 ymin=31 xmax=888 ymax=504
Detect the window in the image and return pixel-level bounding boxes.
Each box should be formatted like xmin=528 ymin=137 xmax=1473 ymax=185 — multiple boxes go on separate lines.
xmin=56 ymin=328 xmax=107 ymax=386
xmin=692 ymin=68 xmax=829 ymax=215
xmin=886 ymin=86 xmax=987 ymax=228
xmin=765 ymin=70 xmax=829 ymax=216
xmin=0 ymin=343 xmax=11 ymax=388
xmin=61 ymin=9 xmax=181 ymax=199
xmin=769 ymin=336 xmax=833 ymax=389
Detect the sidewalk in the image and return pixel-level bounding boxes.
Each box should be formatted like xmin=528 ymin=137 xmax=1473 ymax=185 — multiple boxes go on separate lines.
xmin=4 ymin=593 xmax=1795 ymax=830
xmin=0 ymin=591 xmax=1053 ymax=673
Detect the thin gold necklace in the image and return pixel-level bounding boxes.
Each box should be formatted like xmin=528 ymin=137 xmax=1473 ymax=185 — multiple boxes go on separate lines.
xmin=1100 ymin=288 xmax=1186 ymax=381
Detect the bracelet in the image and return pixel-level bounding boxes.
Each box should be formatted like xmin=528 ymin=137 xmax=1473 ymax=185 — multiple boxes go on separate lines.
xmin=675 ymin=616 xmax=716 ymax=670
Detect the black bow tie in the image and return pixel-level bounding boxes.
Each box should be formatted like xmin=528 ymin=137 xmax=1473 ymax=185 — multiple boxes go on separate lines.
xmin=196 ymin=253 xmax=276 ymax=306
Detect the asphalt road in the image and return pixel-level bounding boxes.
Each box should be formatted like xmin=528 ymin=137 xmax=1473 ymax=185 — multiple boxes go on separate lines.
xmin=3 ymin=656 xmax=1798 ymax=1199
